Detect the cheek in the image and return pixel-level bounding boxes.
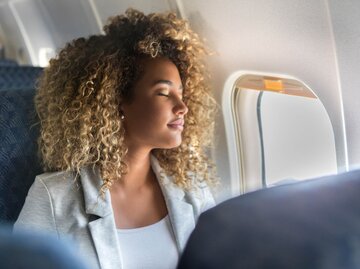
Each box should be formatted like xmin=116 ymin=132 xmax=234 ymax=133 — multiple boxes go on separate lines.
xmin=145 ymin=108 xmax=170 ymax=134
xmin=127 ymin=101 xmax=168 ymax=131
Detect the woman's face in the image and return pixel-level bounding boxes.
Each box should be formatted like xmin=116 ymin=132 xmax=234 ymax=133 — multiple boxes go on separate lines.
xmin=122 ymin=57 xmax=188 ymax=150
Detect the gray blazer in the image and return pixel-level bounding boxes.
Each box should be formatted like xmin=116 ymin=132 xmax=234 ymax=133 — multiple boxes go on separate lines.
xmin=13 ymin=155 xmax=215 ymax=269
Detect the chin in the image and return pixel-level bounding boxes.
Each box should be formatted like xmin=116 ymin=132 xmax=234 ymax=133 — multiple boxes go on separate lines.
xmin=165 ymin=142 xmax=182 ymax=149
xmin=153 ymin=132 xmax=183 ymax=149
xmin=159 ymin=138 xmax=182 ymax=149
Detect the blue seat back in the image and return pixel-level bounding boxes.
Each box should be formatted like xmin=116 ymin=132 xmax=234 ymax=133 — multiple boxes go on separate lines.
xmin=0 ymin=66 xmax=43 ymax=90
xmin=0 ymin=59 xmax=18 ymax=67
xmin=0 ymin=88 xmax=42 ymax=223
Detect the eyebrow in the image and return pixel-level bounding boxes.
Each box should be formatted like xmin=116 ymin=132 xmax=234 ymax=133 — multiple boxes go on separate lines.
xmin=152 ymin=80 xmax=184 ymax=91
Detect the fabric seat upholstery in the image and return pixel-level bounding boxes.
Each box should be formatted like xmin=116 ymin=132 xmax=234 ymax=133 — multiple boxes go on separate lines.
xmin=0 ymin=66 xmax=43 ymax=90
xmin=0 ymin=88 xmax=42 ymax=223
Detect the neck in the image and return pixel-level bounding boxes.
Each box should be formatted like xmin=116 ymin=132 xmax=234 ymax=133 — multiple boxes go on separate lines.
xmin=116 ymin=145 xmax=154 ymax=190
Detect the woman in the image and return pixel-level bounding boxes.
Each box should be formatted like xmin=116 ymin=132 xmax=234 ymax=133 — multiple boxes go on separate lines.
xmin=14 ymin=8 xmax=218 ymax=269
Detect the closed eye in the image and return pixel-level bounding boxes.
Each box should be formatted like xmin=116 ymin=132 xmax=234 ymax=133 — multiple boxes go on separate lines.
xmin=158 ymin=93 xmax=169 ymax=97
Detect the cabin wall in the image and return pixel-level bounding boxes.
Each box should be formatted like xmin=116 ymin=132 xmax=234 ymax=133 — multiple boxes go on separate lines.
xmin=328 ymin=0 xmax=360 ymax=170
xmin=180 ymin=0 xmax=350 ymax=194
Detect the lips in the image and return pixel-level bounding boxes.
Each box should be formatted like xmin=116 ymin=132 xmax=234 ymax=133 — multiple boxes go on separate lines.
xmin=168 ymin=118 xmax=184 ymax=129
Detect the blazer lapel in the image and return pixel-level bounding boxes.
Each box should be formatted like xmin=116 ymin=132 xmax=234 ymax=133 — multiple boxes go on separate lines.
xmin=151 ymin=155 xmax=196 ymax=252
xmin=88 ymin=215 xmax=122 ymax=269
xmin=80 ymin=166 xmax=122 ymax=269
xmin=165 ymin=194 xmax=196 ymax=251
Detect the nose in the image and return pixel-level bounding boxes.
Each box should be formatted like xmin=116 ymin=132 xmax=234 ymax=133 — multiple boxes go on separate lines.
xmin=174 ymin=97 xmax=188 ymax=116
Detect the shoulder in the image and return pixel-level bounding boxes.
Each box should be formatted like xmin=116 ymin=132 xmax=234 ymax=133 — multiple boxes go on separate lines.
xmin=20 ymin=169 xmax=76 ymax=199
xmin=35 ymin=170 xmax=76 ymax=187
xmin=12 ymin=172 xmax=63 ymax=234
xmin=28 ymin=170 xmax=80 ymax=201
xmin=13 ymin=169 xmax=88 ymax=236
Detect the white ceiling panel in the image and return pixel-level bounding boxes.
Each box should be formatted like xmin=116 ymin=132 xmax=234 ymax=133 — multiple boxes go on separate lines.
xmin=39 ymin=0 xmax=101 ymax=48
xmin=92 ymin=0 xmax=171 ymax=26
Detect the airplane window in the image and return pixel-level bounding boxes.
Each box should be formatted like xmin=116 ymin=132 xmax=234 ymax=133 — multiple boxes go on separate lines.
xmin=224 ymin=72 xmax=337 ymax=194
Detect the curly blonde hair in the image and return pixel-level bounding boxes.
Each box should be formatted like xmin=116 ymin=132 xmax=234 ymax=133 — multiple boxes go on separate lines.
xmin=36 ymin=8 xmax=218 ymax=194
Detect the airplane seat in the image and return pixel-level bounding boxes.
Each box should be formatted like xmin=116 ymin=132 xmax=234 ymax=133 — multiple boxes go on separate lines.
xmin=0 ymin=88 xmax=42 ymax=224
xmin=178 ymin=169 xmax=360 ymax=269
xmin=0 ymin=59 xmax=18 ymax=67
xmin=0 ymin=66 xmax=43 ymax=91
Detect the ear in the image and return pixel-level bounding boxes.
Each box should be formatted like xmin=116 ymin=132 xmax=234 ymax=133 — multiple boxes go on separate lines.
xmin=119 ymin=104 xmax=125 ymax=120
xmin=119 ymin=101 xmax=128 ymax=116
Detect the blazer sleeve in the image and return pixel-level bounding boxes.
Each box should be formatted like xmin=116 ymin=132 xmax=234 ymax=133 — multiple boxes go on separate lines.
xmin=13 ymin=176 xmax=58 ymax=236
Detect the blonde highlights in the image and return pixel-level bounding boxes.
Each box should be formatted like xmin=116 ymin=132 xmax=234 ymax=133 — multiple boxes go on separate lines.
xmin=36 ymin=9 xmax=218 ymax=194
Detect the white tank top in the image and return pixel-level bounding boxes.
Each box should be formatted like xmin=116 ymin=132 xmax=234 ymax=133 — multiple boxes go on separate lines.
xmin=117 ymin=215 xmax=179 ymax=269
